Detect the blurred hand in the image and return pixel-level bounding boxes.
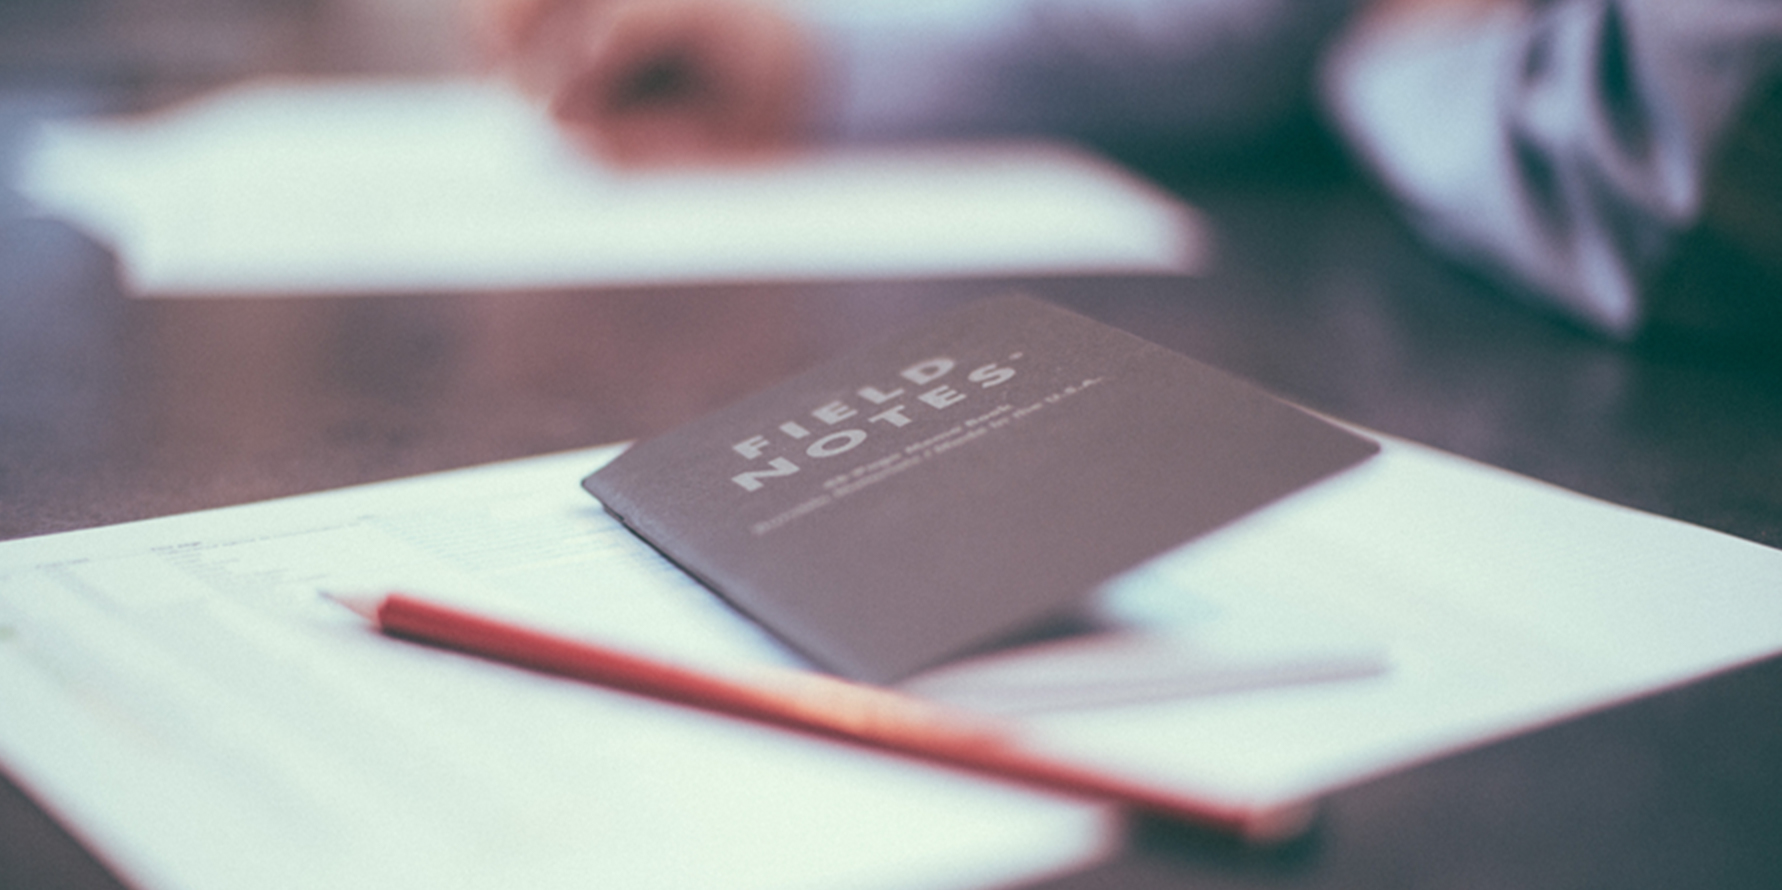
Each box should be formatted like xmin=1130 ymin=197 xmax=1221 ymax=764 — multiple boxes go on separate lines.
xmin=477 ymin=0 xmax=816 ymax=165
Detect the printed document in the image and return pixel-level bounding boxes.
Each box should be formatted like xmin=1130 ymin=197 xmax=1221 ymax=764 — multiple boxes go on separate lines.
xmin=3 ymin=435 xmax=1781 ymax=890
xmin=0 ymin=447 xmax=1110 ymax=890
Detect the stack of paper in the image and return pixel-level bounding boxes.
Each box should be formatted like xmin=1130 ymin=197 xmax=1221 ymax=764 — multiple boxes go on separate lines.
xmin=3 ymin=431 xmax=1779 ymax=890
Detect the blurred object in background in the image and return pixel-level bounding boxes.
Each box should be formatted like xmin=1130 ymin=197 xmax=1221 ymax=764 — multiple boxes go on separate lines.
xmin=1325 ymin=0 xmax=1782 ymax=344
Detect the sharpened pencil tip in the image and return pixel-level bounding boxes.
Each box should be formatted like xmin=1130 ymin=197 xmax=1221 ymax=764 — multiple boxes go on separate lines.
xmin=319 ymin=590 xmax=383 ymax=622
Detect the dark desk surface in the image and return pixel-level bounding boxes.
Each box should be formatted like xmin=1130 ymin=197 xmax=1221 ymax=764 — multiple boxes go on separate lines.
xmin=4 ymin=82 xmax=1782 ymax=890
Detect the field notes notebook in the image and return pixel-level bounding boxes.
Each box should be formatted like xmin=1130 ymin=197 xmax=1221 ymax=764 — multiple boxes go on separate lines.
xmin=584 ymin=295 xmax=1378 ymax=684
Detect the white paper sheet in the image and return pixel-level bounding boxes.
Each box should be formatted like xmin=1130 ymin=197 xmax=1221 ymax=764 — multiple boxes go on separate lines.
xmin=4 ymin=434 xmax=1780 ymax=890
xmin=0 ymin=447 xmax=1114 ymax=890
xmin=14 ymin=77 xmax=1207 ymax=297
xmin=1020 ymin=435 xmax=1782 ymax=807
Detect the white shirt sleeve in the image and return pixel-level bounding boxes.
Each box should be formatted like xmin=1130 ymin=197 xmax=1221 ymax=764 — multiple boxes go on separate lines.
xmin=1323 ymin=0 xmax=1782 ymax=338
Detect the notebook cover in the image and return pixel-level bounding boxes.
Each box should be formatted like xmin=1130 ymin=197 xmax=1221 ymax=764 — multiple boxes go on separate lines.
xmin=583 ymin=294 xmax=1378 ymax=683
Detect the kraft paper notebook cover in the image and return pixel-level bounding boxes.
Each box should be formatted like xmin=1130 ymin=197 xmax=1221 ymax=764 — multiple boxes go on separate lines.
xmin=583 ymin=295 xmax=1378 ymax=683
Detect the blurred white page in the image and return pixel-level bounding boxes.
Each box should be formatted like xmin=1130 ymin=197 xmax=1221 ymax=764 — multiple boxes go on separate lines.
xmin=16 ymin=77 xmax=1206 ymax=297
xmin=0 ymin=446 xmax=1113 ymax=890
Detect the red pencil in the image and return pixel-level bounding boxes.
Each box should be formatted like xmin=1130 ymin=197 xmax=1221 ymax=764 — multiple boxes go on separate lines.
xmin=329 ymin=591 xmax=1313 ymax=843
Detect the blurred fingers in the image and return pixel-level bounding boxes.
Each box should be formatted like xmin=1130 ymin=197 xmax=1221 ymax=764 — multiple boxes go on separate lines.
xmin=547 ymin=0 xmax=813 ymax=164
